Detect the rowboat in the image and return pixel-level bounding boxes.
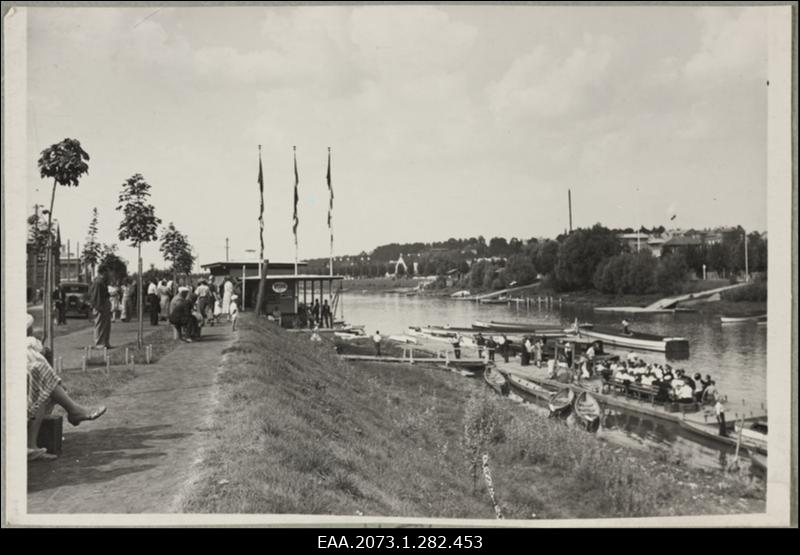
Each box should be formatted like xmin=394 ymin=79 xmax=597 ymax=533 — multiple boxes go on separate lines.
xmin=573 ymin=391 xmax=602 ymax=432
xmin=505 ymin=373 xmax=557 ymax=403
xmin=721 ymin=314 xmax=767 ymax=324
xmin=388 ymin=335 xmax=418 ymax=344
xmin=678 ymin=418 xmax=767 ymax=456
xmin=484 ymin=366 xmax=510 ymax=396
xmin=548 ymin=387 xmax=575 ymax=415
xmin=575 ymin=327 xmax=689 ymax=356
xmin=471 ymin=321 xmax=569 ymax=337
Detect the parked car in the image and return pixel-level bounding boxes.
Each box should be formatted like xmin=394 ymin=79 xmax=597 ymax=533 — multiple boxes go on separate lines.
xmin=60 ymin=281 xmax=91 ymax=318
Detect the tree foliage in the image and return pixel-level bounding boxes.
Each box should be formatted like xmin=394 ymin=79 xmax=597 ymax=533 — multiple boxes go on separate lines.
xmin=81 ymin=207 xmax=103 ymax=271
xmin=38 ymin=138 xmax=90 ymax=187
xmin=27 ymin=209 xmax=53 ymax=256
xmin=555 ymin=224 xmax=621 ymax=291
xmin=117 ymin=174 xmax=161 ymax=248
xmin=159 ymin=222 xmax=195 ymax=275
xmin=99 ymin=244 xmax=128 ymax=280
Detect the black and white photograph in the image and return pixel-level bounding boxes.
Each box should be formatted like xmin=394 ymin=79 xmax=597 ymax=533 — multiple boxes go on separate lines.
xmin=1 ymin=2 xmax=796 ymax=527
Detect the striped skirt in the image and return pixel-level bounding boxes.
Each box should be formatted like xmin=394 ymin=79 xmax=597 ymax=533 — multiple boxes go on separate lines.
xmin=27 ymin=353 xmax=61 ymax=420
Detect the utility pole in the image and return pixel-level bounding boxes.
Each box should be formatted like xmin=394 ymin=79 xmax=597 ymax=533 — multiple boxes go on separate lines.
xmin=225 ymin=237 xmax=229 ymax=261
xmin=744 ymin=230 xmax=749 ymax=282
xmin=568 ymin=189 xmax=573 ymax=233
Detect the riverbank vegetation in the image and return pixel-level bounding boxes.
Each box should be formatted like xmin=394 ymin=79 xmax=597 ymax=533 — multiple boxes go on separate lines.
xmin=181 ymin=316 xmax=764 ymax=518
xmin=308 ymin=225 xmax=767 ymax=302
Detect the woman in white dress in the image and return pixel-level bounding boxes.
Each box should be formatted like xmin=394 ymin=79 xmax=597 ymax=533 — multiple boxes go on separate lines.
xmin=108 ymin=283 xmax=120 ymax=322
xmin=222 ymin=277 xmax=233 ymax=321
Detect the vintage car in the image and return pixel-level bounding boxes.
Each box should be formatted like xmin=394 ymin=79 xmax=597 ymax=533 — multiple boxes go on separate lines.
xmin=60 ymin=281 xmax=91 ymax=318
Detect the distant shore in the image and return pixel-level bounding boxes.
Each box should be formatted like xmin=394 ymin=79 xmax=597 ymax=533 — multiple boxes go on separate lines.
xmin=339 ymin=277 xmax=766 ymax=314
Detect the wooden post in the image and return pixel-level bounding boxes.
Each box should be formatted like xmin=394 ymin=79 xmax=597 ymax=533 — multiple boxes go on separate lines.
xmin=81 ymin=355 xmax=87 ymax=372
xmin=241 ymin=264 xmax=247 ymax=310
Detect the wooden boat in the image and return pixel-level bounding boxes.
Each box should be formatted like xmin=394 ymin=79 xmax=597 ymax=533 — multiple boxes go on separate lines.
xmin=479 ymin=298 xmax=510 ymax=305
xmin=721 ymin=314 xmax=767 ymax=324
xmin=505 ymin=373 xmax=557 ymax=403
xmin=444 ymin=359 xmax=485 ymax=373
xmin=484 ymin=366 xmax=510 ymax=396
xmin=470 ymin=321 xmax=568 ymax=337
xmin=576 ymin=327 xmax=689 ymax=356
xmin=573 ymin=391 xmax=602 ymax=432
xmin=678 ymin=418 xmax=767 ymax=456
xmin=388 ymin=335 xmax=418 ymax=344
xmin=548 ymin=387 xmax=575 ymax=415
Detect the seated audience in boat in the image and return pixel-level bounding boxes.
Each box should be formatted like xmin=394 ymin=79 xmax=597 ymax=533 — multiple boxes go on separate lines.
xmin=652 ymin=365 xmax=664 ymax=380
xmin=682 ymin=371 xmax=696 ymax=392
xmin=626 ymin=352 xmax=638 ymax=364
xmin=655 ymin=380 xmax=672 ymax=402
xmin=692 ymin=373 xmax=705 ymax=401
xmin=597 ymin=362 xmax=613 ymax=382
xmin=677 ymin=382 xmax=695 ymax=402
xmin=639 ymin=373 xmax=656 ymax=386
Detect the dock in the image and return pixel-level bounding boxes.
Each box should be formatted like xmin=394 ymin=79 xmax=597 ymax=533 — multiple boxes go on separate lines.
xmin=595 ymin=282 xmax=751 ymax=313
xmin=340 ymin=354 xmax=485 ymax=365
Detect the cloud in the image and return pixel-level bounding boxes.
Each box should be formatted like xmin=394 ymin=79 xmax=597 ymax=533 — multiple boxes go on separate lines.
xmin=487 ymin=34 xmax=617 ymax=122
xmin=684 ymin=7 xmax=766 ymax=81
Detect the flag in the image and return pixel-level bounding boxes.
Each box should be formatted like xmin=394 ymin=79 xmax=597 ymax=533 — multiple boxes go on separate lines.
xmin=258 ymin=147 xmax=264 ymax=260
xmin=327 ymin=147 xmax=333 ymax=233
xmin=293 ymin=146 xmax=299 ymax=246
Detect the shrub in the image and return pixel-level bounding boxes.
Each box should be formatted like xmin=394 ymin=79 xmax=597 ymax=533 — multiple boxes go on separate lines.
xmin=721 ymin=281 xmax=767 ymax=302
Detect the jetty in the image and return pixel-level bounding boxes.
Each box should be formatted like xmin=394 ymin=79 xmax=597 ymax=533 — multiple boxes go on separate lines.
xmin=594 ymin=282 xmax=751 ymax=313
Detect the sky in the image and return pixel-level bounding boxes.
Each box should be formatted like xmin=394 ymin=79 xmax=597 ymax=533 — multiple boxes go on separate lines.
xmin=26 ymin=4 xmax=769 ymax=270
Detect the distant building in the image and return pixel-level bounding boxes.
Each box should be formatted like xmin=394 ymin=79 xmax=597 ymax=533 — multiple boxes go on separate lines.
xmin=661 ymin=235 xmax=703 ymax=256
xmin=26 ymin=226 xmax=61 ymax=303
xmin=617 ymin=232 xmax=652 ymax=253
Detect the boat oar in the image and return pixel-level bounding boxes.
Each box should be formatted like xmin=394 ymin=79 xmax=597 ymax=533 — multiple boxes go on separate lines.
xmin=727 ymin=415 xmax=745 ymax=473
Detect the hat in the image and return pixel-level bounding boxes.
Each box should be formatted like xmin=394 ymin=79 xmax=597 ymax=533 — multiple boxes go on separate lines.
xmin=26 ymin=313 xmax=34 ymax=331
xmin=231 ymin=294 xmax=239 ymax=300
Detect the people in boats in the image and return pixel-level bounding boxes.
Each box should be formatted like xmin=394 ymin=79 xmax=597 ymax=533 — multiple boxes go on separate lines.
xmin=622 ymin=319 xmax=631 ymax=335
xmin=677 ymin=382 xmax=695 ymax=403
xmin=372 ymin=330 xmax=382 ymax=357
xmin=702 ymin=380 xmax=718 ymax=404
xmin=626 ymin=351 xmax=638 ymax=364
xmin=714 ymin=398 xmax=728 ymax=437
xmin=692 ymin=373 xmax=705 ymax=401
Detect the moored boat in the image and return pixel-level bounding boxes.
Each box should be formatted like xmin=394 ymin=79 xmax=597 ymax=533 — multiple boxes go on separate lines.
xmin=505 ymin=373 xmax=557 ymax=403
xmin=548 ymin=387 xmax=575 ymax=415
xmin=576 ymin=327 xmax=689 ymax=356
xmin=484 ymin=366 xmax=510 ymax=396
xmin=748 ymin=449 xmax=767 ymax=476
xmin=721 ymin=314 xmax=767 ymax=324
xmin=573 ymin=391 xmax=602 ymax=432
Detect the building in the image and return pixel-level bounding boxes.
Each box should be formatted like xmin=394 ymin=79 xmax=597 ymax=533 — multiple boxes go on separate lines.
xmin=203 ymin=259 xmax=343 ymax=325
xmin=661 ymin=235 xmax=703 ymax=256
xmin=617 ymin=232 xmax=652 ymax=253
xmin=26 ymin=227 xmax=61 ymax=303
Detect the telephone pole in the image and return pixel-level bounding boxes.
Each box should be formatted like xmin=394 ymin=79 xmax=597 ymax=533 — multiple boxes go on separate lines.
xmin=225 ymin=237 xmax=229 ymax=261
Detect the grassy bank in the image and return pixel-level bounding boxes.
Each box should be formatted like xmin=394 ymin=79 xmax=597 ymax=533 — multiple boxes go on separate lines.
xmin=181 ymin=315 xmax=764 ymax=519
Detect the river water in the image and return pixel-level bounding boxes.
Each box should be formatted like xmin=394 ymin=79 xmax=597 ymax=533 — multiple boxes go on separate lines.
xmin=340 ymin=293 xmax=768 ymax=471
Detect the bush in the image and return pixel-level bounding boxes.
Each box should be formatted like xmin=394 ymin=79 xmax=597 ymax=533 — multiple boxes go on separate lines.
xmin=721 ymin=281 xmax=767 ymax=302
xmin=593 ymin=252 xmax=657 ymax=295
xmin=655 ymin=253 xmax=689 ymax=295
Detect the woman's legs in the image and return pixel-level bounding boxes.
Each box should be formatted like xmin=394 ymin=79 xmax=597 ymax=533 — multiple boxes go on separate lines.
xmin=28 ymin=403 xmax=48 ymax=448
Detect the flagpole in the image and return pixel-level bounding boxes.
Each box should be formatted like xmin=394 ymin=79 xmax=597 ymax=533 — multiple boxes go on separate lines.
xmin=293 ymin=145 xmax=298 ymax=276
xmin=328 ymin=146 xmax=333 ymax=277
xmin=258 ymin=144 xmax=264 ymax=262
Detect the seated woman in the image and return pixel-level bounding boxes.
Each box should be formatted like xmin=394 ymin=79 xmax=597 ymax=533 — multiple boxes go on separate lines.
xmin=677 ymin=382 xmax=695 ymax=403
xmin=27 ymin=314 xmax=106 ymax=461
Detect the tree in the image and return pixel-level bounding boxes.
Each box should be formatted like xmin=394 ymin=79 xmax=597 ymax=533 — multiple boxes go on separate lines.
xmin=535 ymin=239 xmax=559 ymax=276
xmin=160 ymin=222 xmax=195 ymax=282
xmin=655 ymin=253 xmax=689 ymax=295
xmin=117 ymin=174 xmax=161 ymax=347
xmin=37 ymin=138 xmax=90 ymax=353
xmin=504 ymin=254 xmax=538 ymax=286
xmin=99 ymin=244 xmax=128 ymax=280
xmin=488 ymin=237 xmax=509 ymax=257
xmin=554 ymin=224 xmax=620 ymax=291
xmin=28 ymin=207 xmax=54 ymax=294
xmin=81 ymin=207 xmax=102 ymax=280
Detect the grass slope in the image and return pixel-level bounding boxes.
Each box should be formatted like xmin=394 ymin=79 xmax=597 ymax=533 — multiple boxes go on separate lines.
xmin=182 ymin=315 xmax=764 ymax=519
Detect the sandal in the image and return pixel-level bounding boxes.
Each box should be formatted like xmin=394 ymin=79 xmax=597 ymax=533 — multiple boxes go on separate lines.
xmin=68 ymin=406 xmax=107 ymax=427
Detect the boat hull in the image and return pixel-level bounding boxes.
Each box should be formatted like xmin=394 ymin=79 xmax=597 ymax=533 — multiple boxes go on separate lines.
xmin=577 ymin=328 xmax=689 ymax=356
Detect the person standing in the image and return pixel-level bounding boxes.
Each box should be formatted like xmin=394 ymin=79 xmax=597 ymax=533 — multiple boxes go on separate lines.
xmin=108 ymin=282 xmax=120 ymax=323
xmin=157 ymin=280 xmax=170 ymax=322
xmin=147 ymin=279 xmax=160 ymax=326
xmin=321 ymin=299 xmax=332 ymax=328
xmin=195 ymin=280 xmax=211 ymax=325
xmin=52 ymin=285 xmax=67 ymax=325
xmin=475 ymin=333 xmax=486 ymax=359
xmin=715 ymin=398 xmax=728 ymax=437
xmin=168 ymin=289 xmax=192 ymax=342
xmin=534 ymin=338 xmax=544 ymax=367
xmin=622 ymin=319 xmax=631 ymax=335
xmin=486 ymin=336 xmax=497 ymax=362
xmin=311 ymin=299 xmax=321 ymax=327
xmin=120 ymin=279 xmax=132 ymax=322
xmin=88 ymin=265 xmax=112 ymax=348
xmin=222 ymin=277 xmax=233 ymax=321
xmin=452 ymin=334 xmax=462 ymax=359
xmin=372 ymin=330 xmax=382 ymax=357
xmin=229 ymin=294 xmax=240 ymax=332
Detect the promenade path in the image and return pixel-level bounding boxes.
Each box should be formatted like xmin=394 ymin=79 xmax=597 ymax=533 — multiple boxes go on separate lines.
xmin=27 ymin=321 xmax=236 ymax=513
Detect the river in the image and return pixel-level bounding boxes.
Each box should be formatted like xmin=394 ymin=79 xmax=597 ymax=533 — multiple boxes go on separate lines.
xmin=340 ymin=292 xmax=768 ymax=471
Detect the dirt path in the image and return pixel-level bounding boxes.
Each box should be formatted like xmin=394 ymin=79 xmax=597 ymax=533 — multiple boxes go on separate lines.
xmin=27 ymin=323 xmax=236 ymax=513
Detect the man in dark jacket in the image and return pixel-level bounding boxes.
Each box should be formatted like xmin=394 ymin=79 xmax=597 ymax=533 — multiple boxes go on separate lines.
xmin=88 ymin=265 xmax=112 ymax=348
xmin=169 ymin=290 xmax=193 ymax=342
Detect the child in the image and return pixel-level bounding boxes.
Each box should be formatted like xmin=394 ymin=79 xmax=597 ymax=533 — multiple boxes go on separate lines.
xmin=229 ymin=294 xmax=239 ymax=331
xmin=212 ymin=294 xmax=222 ymax=326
